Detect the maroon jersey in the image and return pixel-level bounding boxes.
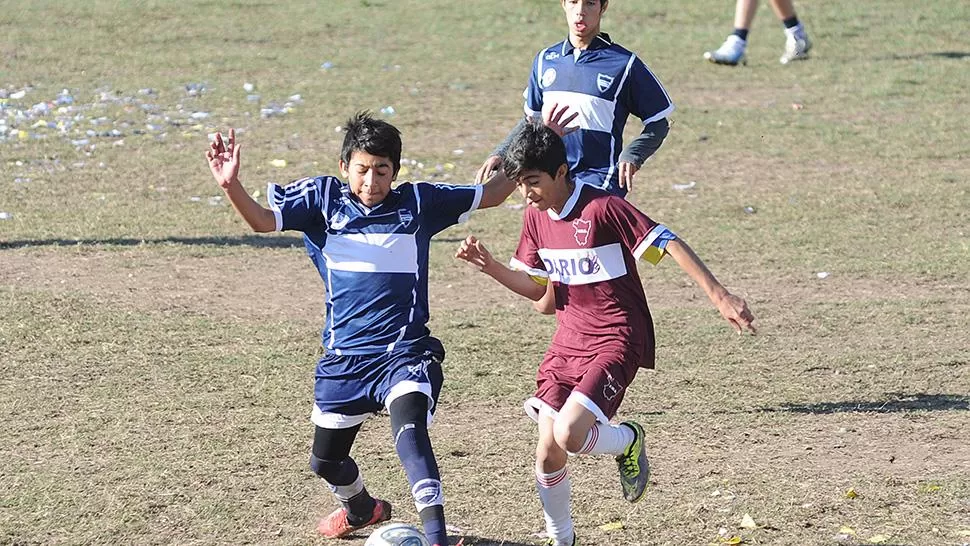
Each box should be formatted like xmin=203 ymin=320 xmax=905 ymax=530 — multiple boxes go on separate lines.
xmin=511 ymin=184 xmax=677 ymax=369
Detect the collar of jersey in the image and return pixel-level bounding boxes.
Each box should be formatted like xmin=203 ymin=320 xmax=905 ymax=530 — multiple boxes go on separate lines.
xmin=547 ymin=181 xmax=584 ymax=221
xmin=340 ymin=183 xmax=401 ymax=215
xmin=560 ymin=32 xmax=613 ymax=56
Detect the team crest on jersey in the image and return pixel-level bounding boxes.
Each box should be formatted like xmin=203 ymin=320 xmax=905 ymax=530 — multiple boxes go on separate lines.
xmin=544 ymin=50 xmax=561 ymax=61
xmin=541 ymin=68 xmax=557 ymax=88
xmin=596 ymin=73 xmax=615 ymax=93
xmin=572 ymin=218 xmax=591 ymax=246
xmin=602 ymin=371 xmax=622 ymax=401
xmin=329 ymin=211 xmax=350 ymax=230
xmin=398 ymin=209 xmax=414 ymax=227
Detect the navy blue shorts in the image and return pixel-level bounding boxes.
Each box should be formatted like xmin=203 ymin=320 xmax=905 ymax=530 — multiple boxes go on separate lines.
xmin=311 ymin=336 xmax=445 ymax=429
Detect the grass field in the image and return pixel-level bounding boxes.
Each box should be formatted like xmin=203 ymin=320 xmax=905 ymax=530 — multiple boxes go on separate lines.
xmin=2 ymin=1 xmax=969 ymax=545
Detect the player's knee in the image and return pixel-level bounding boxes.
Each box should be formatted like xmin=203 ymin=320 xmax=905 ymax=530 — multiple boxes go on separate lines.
xmin=535 ymin=442 xmax=567 ymax=471
xmin=553 ymin=419 xmax=585 ymax=454
xmin=411 ymin=478 xmax=444 ymax=510
xmin=309 ymin=454 xmax=343 ymax=481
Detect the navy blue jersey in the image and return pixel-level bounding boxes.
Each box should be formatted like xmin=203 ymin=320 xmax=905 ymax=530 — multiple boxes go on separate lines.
xmin=268 ymin=176 xmax=482 ymax=355
xmin=524 ymin=33 xmax=674 ymax=195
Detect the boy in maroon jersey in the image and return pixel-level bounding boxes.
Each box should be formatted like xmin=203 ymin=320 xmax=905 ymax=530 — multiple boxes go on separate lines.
xmin=455 ymin=120 xmax=755 ymax=546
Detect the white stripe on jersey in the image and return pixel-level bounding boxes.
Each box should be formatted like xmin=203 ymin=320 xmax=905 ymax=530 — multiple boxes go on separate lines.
xmin=457 ymin=185 xmax=482 ymax=224
xmin=322 ymin=232 xmax=419 ymax=273
xmin=632 ymin=224 xmax=675 ymax=260
xmin=542 ymin=90 xmax=616 ymax=134
xmin=602 ymin=55 xmax=636 ymax=188
xmin=537 ymin=243 xmax=628 ymax=285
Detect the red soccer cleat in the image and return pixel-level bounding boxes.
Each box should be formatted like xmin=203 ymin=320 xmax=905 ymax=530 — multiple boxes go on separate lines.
xmin=316 ymin=498 xmax=392 ymax=538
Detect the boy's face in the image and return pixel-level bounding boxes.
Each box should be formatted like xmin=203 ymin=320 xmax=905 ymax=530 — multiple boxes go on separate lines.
xmin=340 ymin=150 xmax=396 ymax=207
xmin=561 ymin=0 xmax=606 ymax=39
xmin=515 ymin=164 xmax=571 ymax=212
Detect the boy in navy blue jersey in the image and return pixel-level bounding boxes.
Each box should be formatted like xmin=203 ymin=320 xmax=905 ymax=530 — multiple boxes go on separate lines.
xmin=205 ymin=114 xmax=517 ymax=546
xmin=476 ymin=0 xmax=673 ymax=198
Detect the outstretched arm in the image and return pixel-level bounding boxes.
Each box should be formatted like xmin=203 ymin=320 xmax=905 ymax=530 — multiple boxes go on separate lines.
xmin=455 ymin=236 xmax=546 ymax=301
xmin=205 ymin=129 xmax=275 ymax=233
xmin=476 ymin=105 xmax=580 ymax=209
xmin=665 ymin=238 xmax=756 ymax=335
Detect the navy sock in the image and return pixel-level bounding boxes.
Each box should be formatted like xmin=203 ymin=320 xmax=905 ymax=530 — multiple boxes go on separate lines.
xmin=732 ymin=28 xmax=749 ymax=41
xmin=390 ymin=393 xmax=448 ymax=546
xmin=395 ymin=424 xmax=447 ymax=545
xmin=783 ymin=16 xmax=800 ymax=29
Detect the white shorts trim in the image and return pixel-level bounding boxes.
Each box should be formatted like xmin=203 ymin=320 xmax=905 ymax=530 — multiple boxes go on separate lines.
xmin=311 ymin=380 xmax=435 ymax=430
xmin=523 ymin=393 xmax=610 ymax=424
xmin=386 ymin=380 xmax=436 ymax=427
xmin=311 ymin=405 xmax=373 ymax=429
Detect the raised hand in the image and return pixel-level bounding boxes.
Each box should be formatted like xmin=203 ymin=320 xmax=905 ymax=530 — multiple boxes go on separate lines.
xmin=542 ymin=103 xmax=580 ymax=138
xmin=206 ymin=128 xmax=242 ymax=189
xmin=455 ymin=235 xmax=495 ymax=272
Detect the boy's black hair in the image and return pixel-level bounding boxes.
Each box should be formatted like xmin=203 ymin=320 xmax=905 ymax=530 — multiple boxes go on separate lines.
xmin=341 ymin=111 xmax=402 ymax=175
xmin=502 ymin=119 xmax=568 ymax=181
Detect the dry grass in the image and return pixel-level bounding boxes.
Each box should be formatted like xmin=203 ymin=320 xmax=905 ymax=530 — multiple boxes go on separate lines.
xmin=2 ymin=0 xmax=969 ymax=545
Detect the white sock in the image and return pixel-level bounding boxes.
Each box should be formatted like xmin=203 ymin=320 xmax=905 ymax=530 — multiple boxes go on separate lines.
xmin=328 ymin=473 xmax=365 ymax=501
xmin=574 ymin=422 xmax=635 ymax=456
xmin=536 ymin=466 xmax=573 ymax=545
xmin=785 ymin=23 xmax=806 ymax=40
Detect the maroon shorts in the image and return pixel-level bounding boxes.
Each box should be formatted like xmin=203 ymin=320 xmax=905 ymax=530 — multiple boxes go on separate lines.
xmin=525 ymin=346 xmax=641 ymax=423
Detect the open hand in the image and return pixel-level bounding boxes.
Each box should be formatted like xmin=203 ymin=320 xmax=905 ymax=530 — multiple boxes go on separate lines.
xmin=206 ymin=128 xmax=241 ymax=189
xmin=542 ymin=103 xmax=580 ymax=138
xmin=455 ymin=235 xmax=495 ymax=272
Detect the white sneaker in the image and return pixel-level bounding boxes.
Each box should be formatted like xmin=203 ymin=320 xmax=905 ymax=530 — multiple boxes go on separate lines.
xmin=704 ymin=35 xmax=747 ymax=66
xmin=780 ymin=33 xmax=812 ymax=64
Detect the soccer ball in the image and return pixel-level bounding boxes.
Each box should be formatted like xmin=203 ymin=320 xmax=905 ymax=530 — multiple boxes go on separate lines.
xmin=364 ymin=522 xmax=430 ymax=546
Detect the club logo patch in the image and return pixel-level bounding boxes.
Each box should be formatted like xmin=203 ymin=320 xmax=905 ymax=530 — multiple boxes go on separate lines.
xmin=602 ymin=371 xmax=622 ymax=401
xmin=572 ymin=218 xmax=591 ymax=246
xmin=596 ymin=73 xmax=615 ymax=93
xmin=398 ymin=209 xmax=413 ymax=227
xmin=541 ymin=68 xmax=557 ymax=88
xmin=329 ymin=211 xmax=350 ymax=230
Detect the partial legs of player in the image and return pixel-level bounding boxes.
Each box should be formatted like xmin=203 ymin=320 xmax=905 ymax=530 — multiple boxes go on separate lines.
xmin=704 ymin=0 xmax=812 ymax=65
xmin=534 ymin=399 xmax=649 ymax=546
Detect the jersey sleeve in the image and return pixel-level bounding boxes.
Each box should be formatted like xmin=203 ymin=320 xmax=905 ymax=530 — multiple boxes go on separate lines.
xmin=267 ymin=176 xmax=333 ymax=232
xmin=510 ymin=209 xmax=549 ymax=284
xmin=621 ymin=55 xmax=675 ymax=125
xmin=604 ymin=197 xmax=677 ymax=265
xmin=415 ymin=182 xmax=483 ymax=235
xmin=523 ymin=50 xmax=545 ymax=118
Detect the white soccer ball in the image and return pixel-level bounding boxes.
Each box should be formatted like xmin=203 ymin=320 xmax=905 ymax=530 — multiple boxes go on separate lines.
xmin=364 ymin=522 xmax=431 ymax=546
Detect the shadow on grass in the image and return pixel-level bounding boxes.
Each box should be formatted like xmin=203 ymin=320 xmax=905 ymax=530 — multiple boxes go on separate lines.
xmin=0 ymin=235 xmax=305 ymax=250
xmin=457 ymin=537 xmax=535 ymax=546
xmin=0 ymin=235 xmax=469 ymax=250
xmin=759 ymin=393 xmax=970 ymax=414
xmin=880 ymin=51 xmax=970 ymax=61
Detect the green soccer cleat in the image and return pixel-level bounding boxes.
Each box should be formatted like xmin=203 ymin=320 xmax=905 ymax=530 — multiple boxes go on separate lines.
xmin=615 ymin=421 xmax=650 ymax=503
xmin=544 ymin=534 xmax=577 ymax=546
